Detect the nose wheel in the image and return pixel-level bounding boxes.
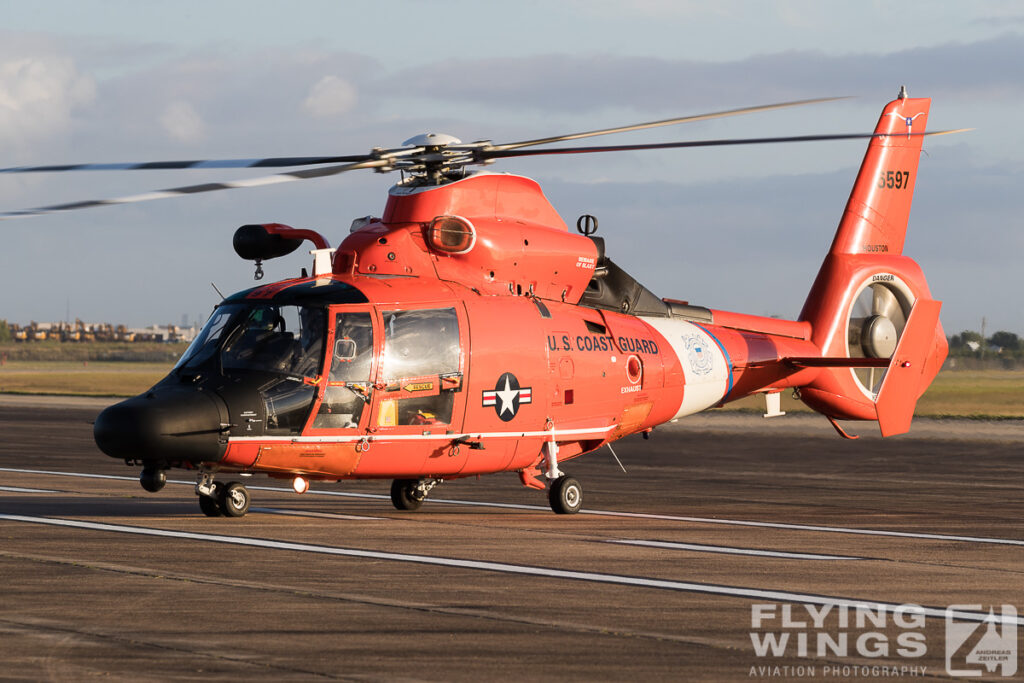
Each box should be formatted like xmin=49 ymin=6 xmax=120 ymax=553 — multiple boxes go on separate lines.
xmin=219 ymin=482 xmax=251 ymax=517
xmin=196 ymin=474 xmax=251 ymax=518
xmin=390 ymin=478 xmax=440 ymax=511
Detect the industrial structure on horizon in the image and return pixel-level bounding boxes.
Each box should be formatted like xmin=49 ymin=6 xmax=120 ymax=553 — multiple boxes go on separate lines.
xmin=6 ymin=320 xmax=198 ymax=343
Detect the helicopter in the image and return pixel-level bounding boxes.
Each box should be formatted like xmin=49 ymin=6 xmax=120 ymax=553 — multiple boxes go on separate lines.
xmin=2 ymin=87 xmax=957 ymax=517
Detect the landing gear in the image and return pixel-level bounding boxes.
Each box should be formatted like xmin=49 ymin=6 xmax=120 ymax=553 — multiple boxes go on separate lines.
xmin=219 ymin=481 xmax=251 ymax=517
xmin=195 ymin=472 xmax=250 ymax=518
xmin=199 ymin=482 xmax=223 ymax=517
xmin=541 ymin=436 xmax=582 ymax=514
xmin=139 ymin=467 xmax=166 ymax=493
xmin=390 ymin=478 xmax=440 ymax=511
xmin=548 ymin=475 xmax=582 ymax=515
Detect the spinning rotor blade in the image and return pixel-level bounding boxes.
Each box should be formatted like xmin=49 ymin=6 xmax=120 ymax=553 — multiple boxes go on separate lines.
xmin=0 ymin=154 xmax=374 ymax=174
xmin=489 ymin=97 xmax=848 ymax=151
xmin=0 ymin=158 xmax=391 ymax=220
xmin=479 ymin=130 xmax=969 ymax=161
xmin=853 ymin=289 xmax=873 ymax=321
xmin=0 ymin=98 xmax=846 ymax=175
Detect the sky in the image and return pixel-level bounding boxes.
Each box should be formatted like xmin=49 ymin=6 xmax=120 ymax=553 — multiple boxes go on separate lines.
xmin=1 ymin=0 xmax=1021 ymax=336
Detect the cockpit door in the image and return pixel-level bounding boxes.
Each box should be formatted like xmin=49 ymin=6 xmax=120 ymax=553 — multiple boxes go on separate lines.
xmin=310 ymin=307 xmax=377 ymax=432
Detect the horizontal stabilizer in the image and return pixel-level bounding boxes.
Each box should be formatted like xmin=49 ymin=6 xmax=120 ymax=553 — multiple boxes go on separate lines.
xmin=784 ymin=357 xmax=891 ymax=368
xmin=874 ymin=299 xmax=943 ymax=437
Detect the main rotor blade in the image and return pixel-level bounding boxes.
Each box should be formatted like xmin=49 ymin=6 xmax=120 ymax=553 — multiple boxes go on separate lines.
xmin=479 ymin=130 xmax=970 ymax=161
xmin=489 ymin=97 xmax=849 ymax=151
xmin=0 ymin=154 xmax=374 ymax=174
xmin=0 ymin=158 xmax=391 ymax=220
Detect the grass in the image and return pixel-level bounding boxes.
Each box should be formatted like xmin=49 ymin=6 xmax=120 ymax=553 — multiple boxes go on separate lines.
xmin=2 ymin=359 xmax=1022 ymax=418
xmin=724 ymin=369 xmax=1024 ymax=419
xmin=0 ymin=360 xmax=171 ymax=397
xmin=0 ymin=341 xmax=188 ymax=363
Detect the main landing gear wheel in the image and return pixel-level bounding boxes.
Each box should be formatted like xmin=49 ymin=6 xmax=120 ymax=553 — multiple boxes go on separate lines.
xmin=390 ymin=479 xmax=424 ymax=511
xmin=219 ymin=482 xmax=251 ymax=517
xmin=548 ymin=475 xmax=583 ymax=515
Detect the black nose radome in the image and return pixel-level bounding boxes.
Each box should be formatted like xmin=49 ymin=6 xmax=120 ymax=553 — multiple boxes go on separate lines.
xmin=94 ymin=388 xmax=227 ymax=464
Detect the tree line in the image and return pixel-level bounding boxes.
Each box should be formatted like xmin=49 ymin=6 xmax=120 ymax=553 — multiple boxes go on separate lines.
xmin=947 ymin=330 xmax=1023 ymax=358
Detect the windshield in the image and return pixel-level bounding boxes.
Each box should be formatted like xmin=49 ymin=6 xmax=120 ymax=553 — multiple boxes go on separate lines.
xmin=174 ymin=306 xmax=236 ymax=371
xmin=175 ymin=303 xmax=326 ymax=378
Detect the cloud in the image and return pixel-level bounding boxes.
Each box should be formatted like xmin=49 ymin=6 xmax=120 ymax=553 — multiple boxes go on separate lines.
xmin=303 ymin=75 xmax=358 ymax=118
xmin=375 ymin=34 xmax=1024 ymax=113
xmin=159 ymin=100 xmax=206 ymax=143
xmin=564 ymin=0 xmax=737 ymax=19
xmin=0 ymin=55 xmax=95 ymax=154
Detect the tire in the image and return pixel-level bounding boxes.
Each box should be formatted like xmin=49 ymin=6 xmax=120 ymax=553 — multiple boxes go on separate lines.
xmin=219 ymin=482 xmax=251 ymax=518
xmin=548 ymin=476 xmax=582 ymax=515
xmin=390 ymin=479 xmax=423 ymax=511
xmin=199 ymin=483 xmax=223 ymax=517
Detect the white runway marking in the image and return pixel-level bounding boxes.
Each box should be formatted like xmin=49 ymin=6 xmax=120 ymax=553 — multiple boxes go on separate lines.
xmin=0 ymin=485 xmax=58 ymax=493
xmin=3 ymin=466 xmax=1024 ymax=548
xmin=0 ymin=467 xmax=135 ymax=482
xmin=0 ymin=513 xmax=1018 ymax=626
xmin=608 ymin=539 xmax=864 ymax=561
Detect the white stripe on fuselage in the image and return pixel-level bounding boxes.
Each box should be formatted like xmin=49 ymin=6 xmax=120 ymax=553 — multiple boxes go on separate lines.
xmin=228 ymin=424 xmax=615 ymax=445
xmin=642 ymin=317 xmax=729 ymax=419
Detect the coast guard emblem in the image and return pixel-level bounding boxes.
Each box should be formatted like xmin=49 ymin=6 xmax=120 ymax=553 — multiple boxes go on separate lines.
xmin=683 ymin=334 xmax=714 ymax=376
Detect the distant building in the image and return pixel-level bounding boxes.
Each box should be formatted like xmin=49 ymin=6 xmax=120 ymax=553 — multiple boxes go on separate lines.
xmin=8 ymin=320 xmax=197 ymax=343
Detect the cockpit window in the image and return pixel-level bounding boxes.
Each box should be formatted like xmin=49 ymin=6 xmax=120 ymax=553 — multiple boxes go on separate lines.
xmin=174 ymin=305 xmax=237 ymax=371
xmin=221 ymin=305 xmax=325 ymax=378
xmin=175 ymin=303 xmax=326 ymax=379
xmin=314 ymin=311 xmax=375 ymax=429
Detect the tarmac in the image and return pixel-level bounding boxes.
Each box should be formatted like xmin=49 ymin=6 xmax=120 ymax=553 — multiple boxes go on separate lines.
xmin=0 ymin=396 xmax=1021 ymax=681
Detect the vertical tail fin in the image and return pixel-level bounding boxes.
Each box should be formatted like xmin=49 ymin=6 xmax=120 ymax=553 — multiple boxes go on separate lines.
xmin=797 ymin=89 xmax=947 ymax=432
xmin=830 ymin=89 xmax=930 ymax=256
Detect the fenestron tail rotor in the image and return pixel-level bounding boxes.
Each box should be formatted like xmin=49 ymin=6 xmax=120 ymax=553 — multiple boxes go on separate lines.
xmin=847 ymin=281 xmax=913 ymax=394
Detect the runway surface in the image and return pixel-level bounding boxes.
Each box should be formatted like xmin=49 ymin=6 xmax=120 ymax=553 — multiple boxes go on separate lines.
xmin=0 ymin=396 xmax=1021 ymax=681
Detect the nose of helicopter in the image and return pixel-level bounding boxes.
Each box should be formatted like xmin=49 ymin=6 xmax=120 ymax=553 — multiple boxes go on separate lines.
xmin=94 ymin=387 xmax=228 ymax=464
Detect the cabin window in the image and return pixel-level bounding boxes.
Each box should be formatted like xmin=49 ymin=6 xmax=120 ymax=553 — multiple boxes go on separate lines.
xmin=378 ymin=307 xmax=461 ymax=426
xmin=314 ymin=311 xmax=375 ymax=429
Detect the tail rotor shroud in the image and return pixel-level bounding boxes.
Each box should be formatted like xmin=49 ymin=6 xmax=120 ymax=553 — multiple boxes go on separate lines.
xmin=847 ymin=280 xmax=913 ymax=395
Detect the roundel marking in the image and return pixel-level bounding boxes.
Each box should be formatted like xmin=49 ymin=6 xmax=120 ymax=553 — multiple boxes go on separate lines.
xmin=481 ymin=372 xmax=533 ymax=422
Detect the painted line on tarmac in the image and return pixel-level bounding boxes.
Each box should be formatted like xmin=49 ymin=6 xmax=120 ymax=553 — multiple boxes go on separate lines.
xmin=0 ymin=467 xmax=136 ymax=482
xmin=0 ymin=485 xmax=58 ymax=494
xmin=607 ymin=539 xmax=864 ymax=561
xmin=4 ymin=466 xmax=1024 ymax=548
xmin=1 ymin=512 xmax=1018 ymax=626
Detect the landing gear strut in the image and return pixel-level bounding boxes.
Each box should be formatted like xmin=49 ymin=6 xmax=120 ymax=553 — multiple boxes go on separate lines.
xmin=196 ymin=472 xmax=250 ymax=518
xmin=542 ymin=436 xmax=583 ymax=514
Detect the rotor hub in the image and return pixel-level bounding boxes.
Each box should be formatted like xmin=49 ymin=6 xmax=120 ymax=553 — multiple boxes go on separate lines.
xmin=860 ymin=315 xmax=898 ymax=358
